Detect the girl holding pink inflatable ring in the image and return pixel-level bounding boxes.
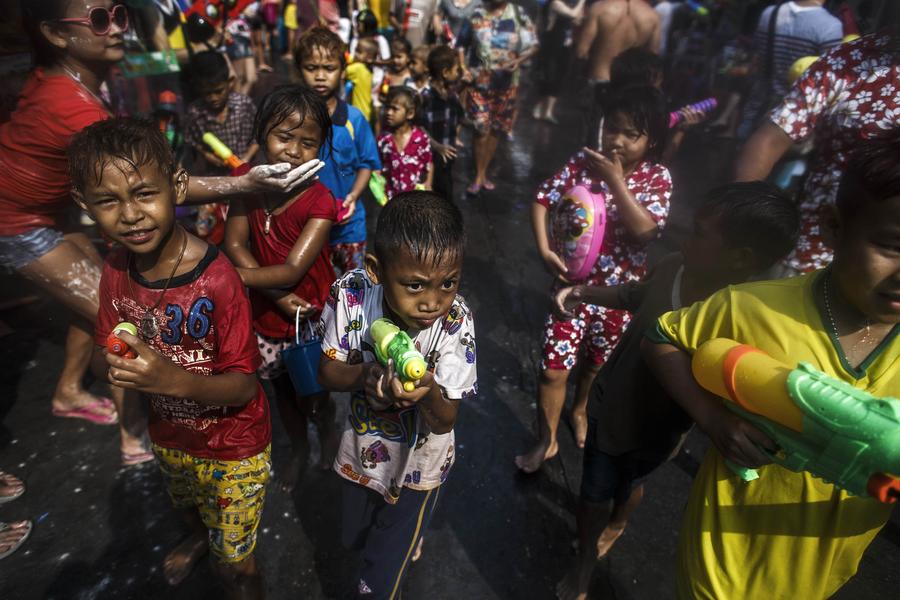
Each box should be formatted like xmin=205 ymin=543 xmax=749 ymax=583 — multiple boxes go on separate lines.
xmin=517 ymin=85 xmax=672 ymax=474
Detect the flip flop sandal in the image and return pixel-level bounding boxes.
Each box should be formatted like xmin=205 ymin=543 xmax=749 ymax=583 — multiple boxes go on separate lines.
xmin=0 ymin=472 xmax=25 ymax=505
xmin=466 ymin=182 xmax=482 ymax=195
xmin=122 ymin=450 xmax=155 ymax=467
xmin=482 ymin=180 xmax=496 ymax=191
xmin=0 ymin=521 xmax=32 ymax=560
xmin=52 ymin=398 xmax=118 ymax=425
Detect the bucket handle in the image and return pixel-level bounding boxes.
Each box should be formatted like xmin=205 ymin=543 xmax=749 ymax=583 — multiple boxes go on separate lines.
xmin=294 ymin=306 xmax=318 ymax=345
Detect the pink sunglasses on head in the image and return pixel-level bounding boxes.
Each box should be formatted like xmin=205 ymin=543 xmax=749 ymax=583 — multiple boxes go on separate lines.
xmin=56 ymin=4 xmax=129 ymax=36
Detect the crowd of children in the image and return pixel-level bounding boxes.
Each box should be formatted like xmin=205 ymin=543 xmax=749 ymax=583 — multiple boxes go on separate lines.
xmin=1 ymin=3 xmax=898 ymax=600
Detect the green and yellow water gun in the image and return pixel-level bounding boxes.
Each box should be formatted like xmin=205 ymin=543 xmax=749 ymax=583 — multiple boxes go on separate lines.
xmin=692 ymin=338 xmax=900 ymax=503
xmin=370 ymin=318 xmax=427 ymax=392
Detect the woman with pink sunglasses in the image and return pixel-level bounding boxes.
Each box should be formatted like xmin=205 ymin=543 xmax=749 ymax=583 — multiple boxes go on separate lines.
xmin=0 ymin=1 xmax=322 ymax=474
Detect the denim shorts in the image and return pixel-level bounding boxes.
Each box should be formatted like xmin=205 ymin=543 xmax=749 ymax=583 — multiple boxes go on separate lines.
xmin=0 ymin=227 xmax=64 ymax=269
xmin=580 ymin=417 xmax=672 ymax=504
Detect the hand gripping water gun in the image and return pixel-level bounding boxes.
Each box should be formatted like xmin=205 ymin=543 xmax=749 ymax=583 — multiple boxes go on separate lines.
xmin=669 ymin=98 xmax=718 ymax=128
xmin=107 ymin=322 xmax=138 ymax=359
xmin=202 ymin=132 xmax=251 ymax=176
xmin=370 ymin=318 xmax=427 ymax=392
xmin=684 ymin=1 xmax=709 ymax=17
xmin=691 ymin=338 xmax=900 ymax=503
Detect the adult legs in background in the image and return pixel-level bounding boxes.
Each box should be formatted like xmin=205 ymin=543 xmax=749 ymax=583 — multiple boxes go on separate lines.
xmin=18 ymin=232 xmax=148 ymax=459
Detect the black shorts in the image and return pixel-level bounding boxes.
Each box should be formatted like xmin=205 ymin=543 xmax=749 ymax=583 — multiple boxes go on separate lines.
xmin=341 ymin=478 xmax=442 ymax=599
xmin=580 ymin=417 xmax=673 ymax=504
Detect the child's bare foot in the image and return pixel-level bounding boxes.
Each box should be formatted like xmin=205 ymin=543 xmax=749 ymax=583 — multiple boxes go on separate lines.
xmin=163 ymin=532 xmax=208 ymax=586
xmin=569 ymin=409 xmax=588 ymax=449
xmin=279 ymin=444 xmax=310 ymax=493
xmin=556 ymin=562 xmax=591 ymax=600
xmin=595 ymin=524 xmax=625 ymax=558
xmin=514 ymin=439 xmax=558 ymax=474
xmin=411 ymin=536 xmax=424 ymax=562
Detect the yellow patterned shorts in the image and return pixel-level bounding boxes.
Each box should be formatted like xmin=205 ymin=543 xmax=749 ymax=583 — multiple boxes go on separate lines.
xmin=152 ymin=444 xmax=272 ymax=563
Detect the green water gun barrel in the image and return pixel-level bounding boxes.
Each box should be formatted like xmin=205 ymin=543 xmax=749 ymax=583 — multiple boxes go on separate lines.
xmin=370 ymin=318 xmax=427 ymax=392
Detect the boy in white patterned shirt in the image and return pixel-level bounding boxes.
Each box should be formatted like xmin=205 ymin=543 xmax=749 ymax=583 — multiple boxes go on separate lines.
xmin=318 ymin=191 xmax=477 ymax=599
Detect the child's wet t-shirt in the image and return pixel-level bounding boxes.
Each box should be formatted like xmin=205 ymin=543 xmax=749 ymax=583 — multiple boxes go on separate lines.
xmin=320 ymin=269 xmax=478 ymax=503
xmin=96 ymin=245 xmax=271 ymax=460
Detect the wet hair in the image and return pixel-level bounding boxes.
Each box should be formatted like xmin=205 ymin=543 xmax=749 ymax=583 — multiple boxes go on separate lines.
xmin=385 ymin=86 xmax=419 ymax=119
xmin=610 ymin=48 xmax=664 ymax=88
xmin=356 ymin=9 xmax=378 ymax=37
xmin=391 ymin=37 xmax=412 ymax=58
xmin=21 ymin=0 xmax=73 ymax=67
xmin=68 ymin=117 xmax=176 ymax=192
xmin=374 ymin=191 xmax=465 ymax=267
xmin=356 ymin=37 xmax=379 ymax=60
xmin=696 ymin=181 xmax=799 ymax=269
xmin=602 ymin=85 xmax=668 ymax=161
xmin=428 ymin=45 xmax=457 ymax=79
xmin=253 ymin=84 xmax=333 ymax=155
xmin=836 ymin=132 xmax=900 ymax=222
xmin=294 ymin=26 xmax=347 ymax=69
xmin=188 ymin=50 xmax=230 ymax=91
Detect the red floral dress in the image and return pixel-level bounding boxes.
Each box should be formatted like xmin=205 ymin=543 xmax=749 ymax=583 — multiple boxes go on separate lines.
xmin=770 ymin=33 xmax=900 ymax=273
xmin=377 ymin=127 xmax=433 ymax=200
xmin=535 ymin=153 xmax=672 ymax=370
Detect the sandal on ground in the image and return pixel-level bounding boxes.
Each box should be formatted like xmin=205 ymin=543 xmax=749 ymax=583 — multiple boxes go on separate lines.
xmin=0 ymin=521 xmax=32 ymax=560
xmin=466 ymin=182 xmax=482 ymax=195
xmin=52 ymin=397 xmax=118 ymax=425
xmin=122 ymin=450 xmax=155 ymax=467
xmin=0 ymin=472 xmax=24 ymax=505
xmin=482 ymin=180 xmax=496 ymax=191
xmin=259 ymin=64 xmax=273 ymax=73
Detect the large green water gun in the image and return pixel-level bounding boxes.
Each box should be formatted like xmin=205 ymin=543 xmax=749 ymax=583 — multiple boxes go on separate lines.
xmin=691 ymin=338 xmax=900 ymax=503
xmin=370 ymin=318 xmax=427 ymax=392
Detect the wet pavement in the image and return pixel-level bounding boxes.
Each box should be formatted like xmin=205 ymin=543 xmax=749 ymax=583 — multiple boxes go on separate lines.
xmin=1 ymin=68 xmax=898 ymax=600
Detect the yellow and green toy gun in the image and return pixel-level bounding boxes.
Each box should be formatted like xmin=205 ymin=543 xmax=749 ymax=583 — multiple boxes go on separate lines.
xmin=370 ymin=318 xmax=427 ymax=392
xmin=691 ymin=338 xmax=900 ymax=503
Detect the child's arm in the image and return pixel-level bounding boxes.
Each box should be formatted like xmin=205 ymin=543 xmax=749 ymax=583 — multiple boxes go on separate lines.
xmin=581 ymin=148 xmax=660 ymax=243
xmin=531 ymin=202 xmax=568 ymax=279
xmin=640 ymin=338 xmax=776 ymax=468
xmin=222 ymin=198 xmax=259 ymax=269
xmin=424 ymin=160 xmax=434 ymax=190
xmin=554 ymin=283 xmax=627 ymax=317
xmin=237 ymin=219 xmax=332 ymax=289
xmin=106 ymin=331 xmax=257 ymax=407
xmin=340 ymin=168 xmax=372 ymax=224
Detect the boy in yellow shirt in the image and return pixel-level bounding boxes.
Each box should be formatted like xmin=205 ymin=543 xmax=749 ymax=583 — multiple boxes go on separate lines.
xmin=346 ymin=38 xmax=379 ymax=124
xmin=644 ymin=134 xmax=900 ymax=599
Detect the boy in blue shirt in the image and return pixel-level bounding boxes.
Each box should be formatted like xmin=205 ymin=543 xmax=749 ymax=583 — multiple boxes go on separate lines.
xmin=294 ymin=27 xmax=382 ymax=276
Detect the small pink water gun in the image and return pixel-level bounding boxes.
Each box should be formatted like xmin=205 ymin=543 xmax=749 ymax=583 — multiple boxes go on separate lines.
xmin=669 ymin=98 xmax=718 ymax=128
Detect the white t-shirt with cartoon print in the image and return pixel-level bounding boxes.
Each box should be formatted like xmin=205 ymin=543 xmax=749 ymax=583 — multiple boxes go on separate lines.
xmin=320 ymin=269 xmax=478 ymax=503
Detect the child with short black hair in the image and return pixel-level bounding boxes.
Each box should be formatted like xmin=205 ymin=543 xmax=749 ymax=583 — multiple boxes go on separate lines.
xmin=518 ymin=85 xmax=672 ymax=474
xmin=294 ymin=27 xmax=381 ymax=276
xmin=642 ymin=134 xmax=900 ymax=600
xmin=409 ymin=45 xmax=431 ymax=93
xmin=318 ymin=191 xmax=477 ymax=599
xmin=555 ymin=182 xmax=800 ymax=600
xmin=377 ymin=87 xmax=433 ymax=200
xmin=419 ymin=45 xmax=464 ymax=201
xmin=224 ymin=84 xmax=339 ymax=491
xmin=185 ymin=50 xmax=259 ymax=175
xmin=70 ymin=117 xmax=271 ymax=598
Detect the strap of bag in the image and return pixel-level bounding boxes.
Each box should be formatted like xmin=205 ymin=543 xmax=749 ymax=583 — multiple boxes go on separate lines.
xmin=764 ymin=2 xmax=785 ymax=96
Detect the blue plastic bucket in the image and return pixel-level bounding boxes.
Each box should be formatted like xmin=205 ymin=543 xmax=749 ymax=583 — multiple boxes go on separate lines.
xmin=281 ymin=309 xmax=324 ymax=397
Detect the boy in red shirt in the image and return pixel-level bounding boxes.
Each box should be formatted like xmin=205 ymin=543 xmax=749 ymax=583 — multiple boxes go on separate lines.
xmin=69 ymin=117 xmax=271 ymax=599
